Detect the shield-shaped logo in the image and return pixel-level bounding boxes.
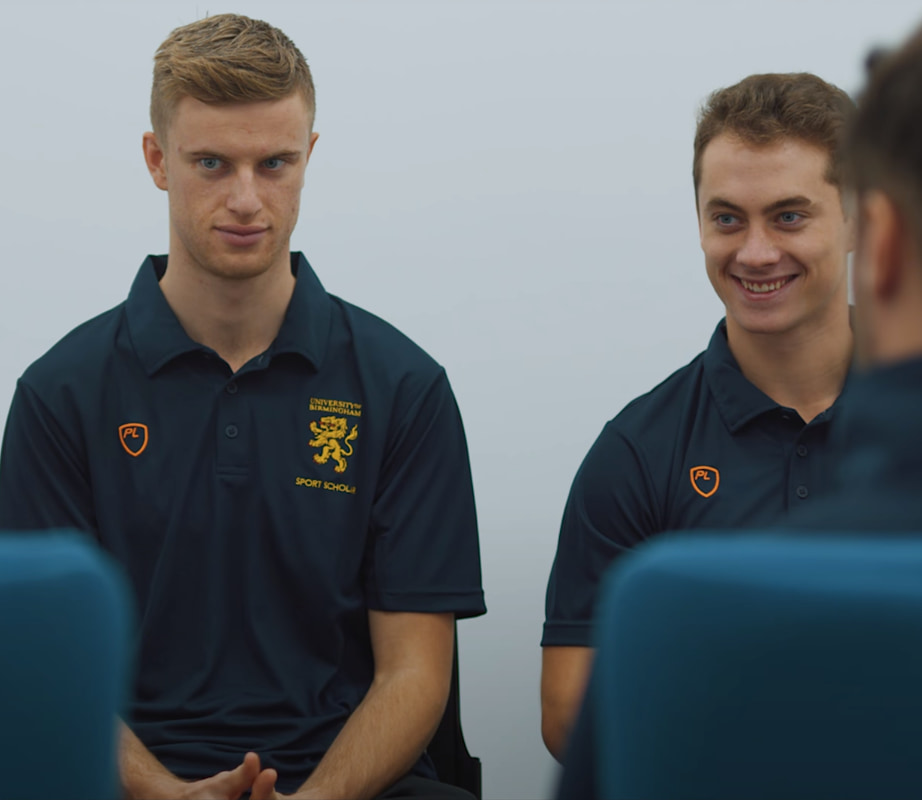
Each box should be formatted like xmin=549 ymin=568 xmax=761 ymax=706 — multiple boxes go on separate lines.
xmin=690 ymin=465 xmax=719 ymax=498
xmin=119 ymin=423 xmax=149 ymax=457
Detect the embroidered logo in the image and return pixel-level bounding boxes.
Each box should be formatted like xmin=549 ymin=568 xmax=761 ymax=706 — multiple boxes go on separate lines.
xmin=309 ymin=416 xmax=358 ymax=474
xmin=119 ymin=423 xmax=149 ymax=457
xmin=309 ymin=397 xmax=362 ymax=418
xmin=690 ymin=466 xmax=719 ymax=498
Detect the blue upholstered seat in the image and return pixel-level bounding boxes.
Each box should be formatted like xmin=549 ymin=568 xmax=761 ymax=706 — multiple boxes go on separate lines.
xmin=0 ymin=531 xmax=132 ymax=800
xmin=558 ymin=532 xmax=922 ymax=800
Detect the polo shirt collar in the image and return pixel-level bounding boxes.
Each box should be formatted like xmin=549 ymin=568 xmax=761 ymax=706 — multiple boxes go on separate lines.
xmin=271 ymin=252 xmax=331 ymax=368
xmin=126 ymin=255 xmax=202 ymax=375
xmin=703 ymin=319 xmax=855 ymax=433
xmin=703 ymin=319 xmax=781 ymax=433
xmin=126 ymin=252 xmax=331 ymax=376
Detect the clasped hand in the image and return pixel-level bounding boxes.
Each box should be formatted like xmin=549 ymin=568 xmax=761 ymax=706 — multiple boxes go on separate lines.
xmin=169 ymin=751 xmax=284 ymax=800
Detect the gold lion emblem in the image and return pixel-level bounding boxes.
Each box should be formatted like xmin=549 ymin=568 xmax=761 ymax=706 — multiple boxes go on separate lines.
xmin=309 ymin=416 xmax=358 ymax=474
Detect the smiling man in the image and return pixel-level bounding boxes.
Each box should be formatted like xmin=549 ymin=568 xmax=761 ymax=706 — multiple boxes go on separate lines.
xmin=541 ymin=73 xmax=855 ymax=760
xmin=0 ymin=14 xmax=484 ymax=800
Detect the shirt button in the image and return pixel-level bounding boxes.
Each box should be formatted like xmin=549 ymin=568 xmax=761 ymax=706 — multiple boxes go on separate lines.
xmin=796 ymin=485 xmax=809 ymax=499
xmin=225 ymin=424 xmax=239 ymax=439
xmin=796 ymin=445 xmax=808 ymax=457
xmin=225 ymin=382 xmax=238 ymax=395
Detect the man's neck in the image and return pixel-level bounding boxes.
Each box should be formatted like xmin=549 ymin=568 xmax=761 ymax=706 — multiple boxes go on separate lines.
xmin=726 ymin=307 xmax=853 ymax=423
xmin=158 ymin=254 xmax=296 ymax=374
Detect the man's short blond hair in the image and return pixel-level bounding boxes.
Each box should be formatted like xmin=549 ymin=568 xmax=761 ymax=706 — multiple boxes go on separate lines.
xmin=150 ymin=13 xmax=315 ymax=139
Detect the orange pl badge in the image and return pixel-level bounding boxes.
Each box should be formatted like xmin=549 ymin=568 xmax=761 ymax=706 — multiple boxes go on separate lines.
xmin=690 ymin=466 xmax=719 ymax=498
xmin=119 ymin=423 xmax=149 ymax=457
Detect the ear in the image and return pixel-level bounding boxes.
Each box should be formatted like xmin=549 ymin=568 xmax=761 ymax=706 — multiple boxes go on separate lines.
xmin=305 ymin=131 xmax=319 ymax=165
xmin=695 ymin=199 xmax=706 ymax=249
xmin=842 ymin=189 xmax=858 ymax=254
xmin=862 ymin=190 xmax=906 ymax=302
xmin=142 ymin=132 xmax=169 ymax=191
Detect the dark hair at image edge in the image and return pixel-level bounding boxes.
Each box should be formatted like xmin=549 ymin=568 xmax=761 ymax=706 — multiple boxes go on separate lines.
xmin=846 ymin=25 xmax=922 ymax=253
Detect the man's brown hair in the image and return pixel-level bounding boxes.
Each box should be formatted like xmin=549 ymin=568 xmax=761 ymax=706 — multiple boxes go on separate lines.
xmin=150 ymin=13 xmax=315 ymax=139
xmin=846 ymin=26 xmax=922 ymax=253
xmin=693 ymin=73 xmax=854 ymax=199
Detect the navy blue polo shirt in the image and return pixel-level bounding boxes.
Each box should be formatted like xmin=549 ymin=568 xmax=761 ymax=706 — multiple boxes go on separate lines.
xmin=790 ymin=355 xmax=922 ymax=532
xmin=543 ymin=320 xmax=847 ymax=647
xmin=0 ymin=253 xmax=485 ymax=792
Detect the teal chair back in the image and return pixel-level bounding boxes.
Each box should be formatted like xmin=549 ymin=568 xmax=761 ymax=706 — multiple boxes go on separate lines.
xmin=559 ymin=532 xmax=922 ymax=800
xmin=0 ymin=532 xmax=133 ymax=800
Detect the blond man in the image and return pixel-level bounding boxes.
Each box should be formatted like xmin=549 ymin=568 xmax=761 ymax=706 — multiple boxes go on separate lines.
xmin=0 ymin=14 xmax=484 ymax=800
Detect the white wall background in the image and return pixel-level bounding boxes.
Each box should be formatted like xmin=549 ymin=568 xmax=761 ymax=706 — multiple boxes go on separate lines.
xmin=2 ymin=1 xmax=920 ymax=797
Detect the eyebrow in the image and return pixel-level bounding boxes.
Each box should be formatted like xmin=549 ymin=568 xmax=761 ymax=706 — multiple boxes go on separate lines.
xmin=704 ymin=195 xmax=814 ymax=215
xmin=185 ymin=150 xmax=304 ymax=160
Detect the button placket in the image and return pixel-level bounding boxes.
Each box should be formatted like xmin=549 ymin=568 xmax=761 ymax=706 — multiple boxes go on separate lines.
xmin=788 ymin=426 xmax=813 ymax=505
xmin=216 ymin=378 xmax=247 ymax=470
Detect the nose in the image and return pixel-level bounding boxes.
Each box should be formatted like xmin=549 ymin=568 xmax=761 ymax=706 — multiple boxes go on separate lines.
xmin=736 ymin=224 xmax=781 ymax=268
xmin=226 ymin=168 xmax=262 ymax=218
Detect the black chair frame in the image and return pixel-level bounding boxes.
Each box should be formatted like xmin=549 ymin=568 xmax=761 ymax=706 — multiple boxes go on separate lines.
xmin=427 ymin=626 xmax=481 ymax=799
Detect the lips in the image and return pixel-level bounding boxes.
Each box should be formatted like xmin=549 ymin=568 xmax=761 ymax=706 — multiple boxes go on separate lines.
xmin=216 ymin=226 xmax=268 ymax=247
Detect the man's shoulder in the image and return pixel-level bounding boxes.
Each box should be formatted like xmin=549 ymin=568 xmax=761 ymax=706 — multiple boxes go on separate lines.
xmin=328 ymin=294 xmax=445 ymax=382
xmin=19 ymin=304 xmax=126 ymax=395
xmin=609 ymin=348 xmax=710 ymax=439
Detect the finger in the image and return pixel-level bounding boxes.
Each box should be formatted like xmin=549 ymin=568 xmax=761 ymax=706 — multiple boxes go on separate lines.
xmin=241 ymin=751 xmax=262 ymax=780
xmin=206 ymin=752 xmax=262 ymax=799
xmin=249 ymin=767 xmax=279 ymax=800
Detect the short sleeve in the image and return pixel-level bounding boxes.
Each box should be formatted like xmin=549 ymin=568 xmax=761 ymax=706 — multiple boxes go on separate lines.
xmin=542 ymin=421 xmax=659 ymax=646
xmin=0 ymin=379 xmax=97 ymax=534
xmin=364 ymin=369 xmax=485 ymax=619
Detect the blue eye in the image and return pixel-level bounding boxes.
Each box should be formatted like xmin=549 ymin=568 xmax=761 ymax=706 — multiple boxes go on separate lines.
xmin=779 ymin=211 xmax=802 ymax=224
xmin=716 ymin=214 xmax=737 ymax=226
xmin=199 ymin=157 xmax=222 ymax=170
xmin=263 ymin=157 xmax=284 ymax=170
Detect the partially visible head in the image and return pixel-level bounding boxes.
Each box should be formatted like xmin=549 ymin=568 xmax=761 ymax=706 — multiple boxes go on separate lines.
xmin=693 ymin=73 xmax=853 ymax=205
xmin=846 ymin=25 xmax=922 ymax=365
xmin=150 ymin=13 xmax=315 ymax=142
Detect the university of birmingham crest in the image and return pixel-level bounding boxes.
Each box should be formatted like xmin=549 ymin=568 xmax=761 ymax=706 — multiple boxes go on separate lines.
xmin=309 ymin=415 xmax=358 ymax=474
